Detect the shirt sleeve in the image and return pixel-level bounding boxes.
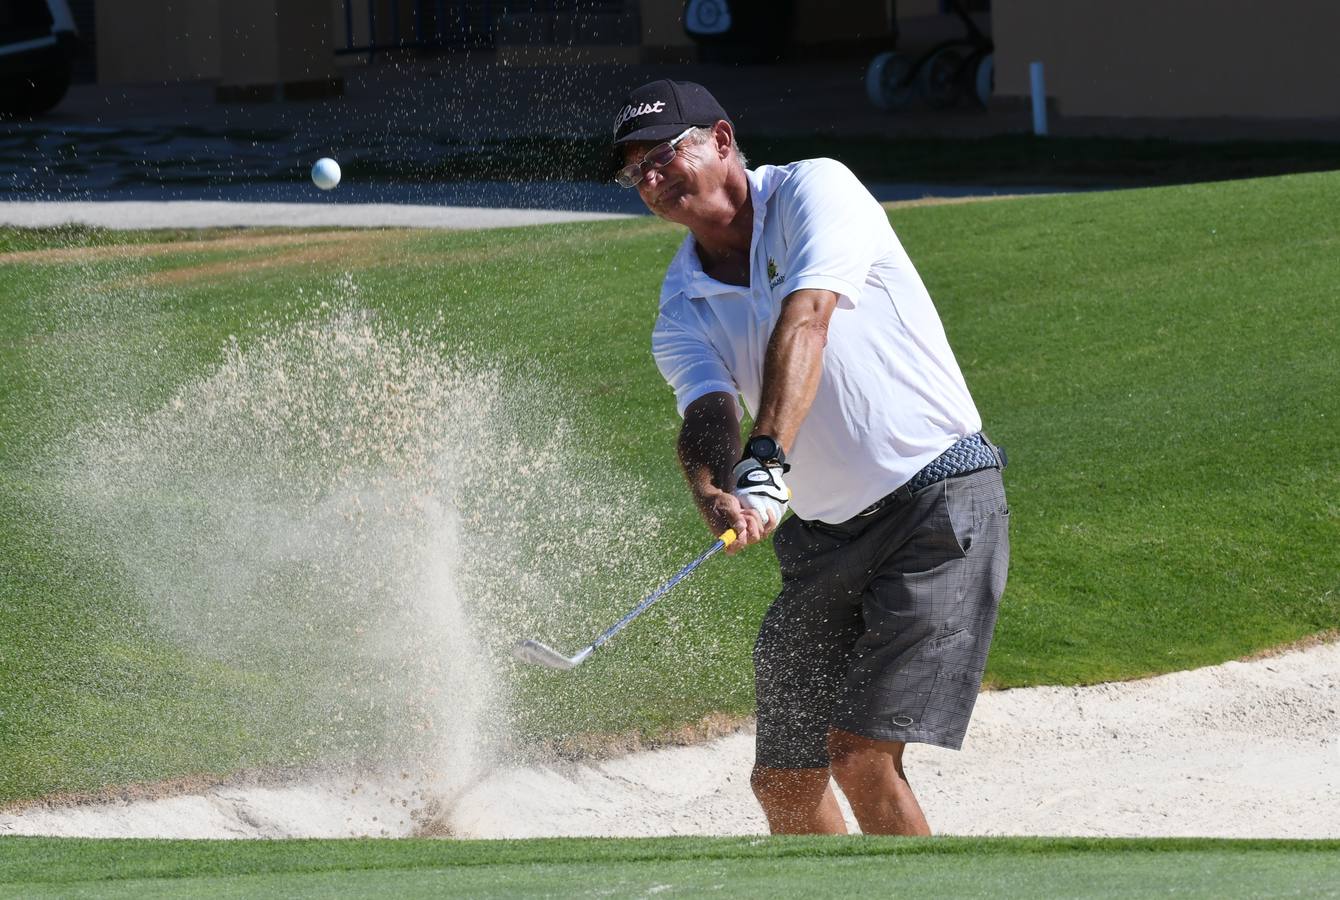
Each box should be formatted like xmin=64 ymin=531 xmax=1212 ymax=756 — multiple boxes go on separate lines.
xmin=775 ymin=159 xmax=893 ymax=309
xmin=651 ymin=305 xmax=741 ymax=418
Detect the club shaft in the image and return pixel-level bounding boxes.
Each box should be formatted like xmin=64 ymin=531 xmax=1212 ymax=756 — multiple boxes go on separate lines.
xmin=589 ymin=538 xmax=726 ymax=651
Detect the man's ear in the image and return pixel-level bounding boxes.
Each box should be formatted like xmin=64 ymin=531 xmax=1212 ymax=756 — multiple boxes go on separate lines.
xmin=713 ymin=120 xmax=734 ymax=160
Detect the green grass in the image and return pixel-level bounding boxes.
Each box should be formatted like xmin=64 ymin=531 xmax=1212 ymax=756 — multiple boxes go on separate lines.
xmin=1 ymin=171 xmax=1337 ymax=806
xmin=2 ymin=836 xmax=1338 ymax=898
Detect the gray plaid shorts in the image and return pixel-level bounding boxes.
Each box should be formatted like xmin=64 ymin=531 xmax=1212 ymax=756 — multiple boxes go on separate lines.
xmin=754 ymin=466 xmax=1009 ymax=769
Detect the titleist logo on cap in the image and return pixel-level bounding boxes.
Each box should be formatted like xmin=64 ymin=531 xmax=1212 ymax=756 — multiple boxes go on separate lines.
xmin=613 ymin=100 xmax=666 ymax=135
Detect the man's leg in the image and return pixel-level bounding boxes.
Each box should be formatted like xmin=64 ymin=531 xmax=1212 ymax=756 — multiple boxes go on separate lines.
xmin=826 ymin=468 xmax=1009 ymax=836
xmin=752 ymin=515 xmax=863 ymax=836
xmin=827 ymin=727 xmax=930 ymax=836
xmin=750 ymin=765 xmax=848 ymax=834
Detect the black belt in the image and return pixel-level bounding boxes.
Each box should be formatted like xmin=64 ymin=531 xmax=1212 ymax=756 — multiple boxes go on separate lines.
xmin=856 ymin=432 xmax=1007 ymax=517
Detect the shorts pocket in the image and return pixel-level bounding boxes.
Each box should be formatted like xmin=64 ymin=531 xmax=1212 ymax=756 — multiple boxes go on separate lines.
xmin=944 ymin=471 xmax=1008 ymax=555
xmin=873 ymin=628 xmax=972 ymax=730
xmin=919 ymin=666 xmax=983 ymax=737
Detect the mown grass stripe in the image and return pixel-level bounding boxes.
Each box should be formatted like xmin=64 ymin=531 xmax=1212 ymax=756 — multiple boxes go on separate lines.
xmin=4 ymin=835 xmax=1340 ymax=885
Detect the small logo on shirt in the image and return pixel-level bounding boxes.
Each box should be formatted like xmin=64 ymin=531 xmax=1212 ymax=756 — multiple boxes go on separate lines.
xmin=767 ymin=258 xmax=784 ymax=288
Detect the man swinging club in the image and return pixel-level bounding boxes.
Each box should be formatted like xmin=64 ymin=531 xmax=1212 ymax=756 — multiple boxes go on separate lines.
xmin=611 ymin=80 xmax=1010 ymax=835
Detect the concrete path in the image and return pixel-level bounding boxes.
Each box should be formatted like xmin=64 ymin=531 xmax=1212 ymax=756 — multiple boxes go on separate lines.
xmin=0 ymin=181 xmax=1062 ymax=230
xmin=0 ymin=200 xmax=630 ymax=230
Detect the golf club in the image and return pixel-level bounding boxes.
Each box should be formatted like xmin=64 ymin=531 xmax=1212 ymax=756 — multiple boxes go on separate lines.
xmin=513 ymin=529 xmax=737 ymax=670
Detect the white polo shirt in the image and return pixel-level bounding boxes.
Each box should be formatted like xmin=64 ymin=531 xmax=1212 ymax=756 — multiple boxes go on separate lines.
xmin=651 ymin=158 xmax=982 ymax=524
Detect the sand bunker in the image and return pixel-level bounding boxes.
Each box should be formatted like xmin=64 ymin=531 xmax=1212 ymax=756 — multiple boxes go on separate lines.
xmin=4 ymin=639 xmax=1335 ymax=840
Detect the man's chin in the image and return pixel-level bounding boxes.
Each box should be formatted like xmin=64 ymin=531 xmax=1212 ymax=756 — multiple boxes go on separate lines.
xmin=655 ymin=181 xmax=691 ymax=206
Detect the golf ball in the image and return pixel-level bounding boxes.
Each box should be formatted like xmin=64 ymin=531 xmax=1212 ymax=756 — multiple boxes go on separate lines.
xmin=311 ymin=157 xmax=341 ymax=191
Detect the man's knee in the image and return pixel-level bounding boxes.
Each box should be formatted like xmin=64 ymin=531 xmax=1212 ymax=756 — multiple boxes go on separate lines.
xmin=750 ymin=764 xmax=829 ymax=805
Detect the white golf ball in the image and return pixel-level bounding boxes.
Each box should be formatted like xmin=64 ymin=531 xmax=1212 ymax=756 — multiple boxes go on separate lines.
xmin=311 ymin=157 xmax=341 ymax=191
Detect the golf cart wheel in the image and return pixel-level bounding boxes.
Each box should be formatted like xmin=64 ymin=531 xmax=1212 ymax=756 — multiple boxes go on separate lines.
xmin=865 ymin=51 xmax=915 ymax=111
xmin=0 ymin=62 xmax=71 ymax=118
xmin=973 ymin=51 xmax=994 ymax=107
xmin=920 ymin=44 xmax=966 ymax=109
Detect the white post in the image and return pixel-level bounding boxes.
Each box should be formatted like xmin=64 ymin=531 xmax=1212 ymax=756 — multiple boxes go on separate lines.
xmin=1030 ymin=61 xmax=1049 ymax=136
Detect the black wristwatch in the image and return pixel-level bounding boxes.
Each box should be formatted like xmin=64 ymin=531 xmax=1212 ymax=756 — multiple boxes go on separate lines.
xmin=742 ymin=434 xmax=789 ymax=471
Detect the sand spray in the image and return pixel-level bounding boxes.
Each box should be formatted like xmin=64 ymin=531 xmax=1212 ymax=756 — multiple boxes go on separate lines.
xmin=55 ymin=285 xmax=662 ymax=829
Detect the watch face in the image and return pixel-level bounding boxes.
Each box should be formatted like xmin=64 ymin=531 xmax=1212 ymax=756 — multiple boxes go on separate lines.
xmin=748 ymin=435 xmax=780 ymax=462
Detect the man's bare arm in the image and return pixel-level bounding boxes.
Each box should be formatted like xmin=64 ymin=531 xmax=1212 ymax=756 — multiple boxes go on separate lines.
xmin=750 ymin=288 xmax=840 ymax=452
xmin=679 ymin=392 xmax=765 ymax=550
xmin=679 ymin=392 xmax=739 ymax=502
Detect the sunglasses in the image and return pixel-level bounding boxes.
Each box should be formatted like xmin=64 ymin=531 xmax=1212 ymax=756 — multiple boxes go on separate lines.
xmin=615 ymin=127 xmax=697 ymax=188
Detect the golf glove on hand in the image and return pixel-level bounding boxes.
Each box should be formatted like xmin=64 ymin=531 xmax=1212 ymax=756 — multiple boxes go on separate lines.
xmin=731 ymin=458 xmax=791 ymax=530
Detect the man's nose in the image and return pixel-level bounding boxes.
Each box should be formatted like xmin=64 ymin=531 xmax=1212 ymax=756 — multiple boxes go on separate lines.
xmin=639 ymin=166 xmax=664 ymax=193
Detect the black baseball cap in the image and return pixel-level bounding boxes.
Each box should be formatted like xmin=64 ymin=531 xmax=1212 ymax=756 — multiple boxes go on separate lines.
xmin=612 ymin=80 xmax=731 ymax=146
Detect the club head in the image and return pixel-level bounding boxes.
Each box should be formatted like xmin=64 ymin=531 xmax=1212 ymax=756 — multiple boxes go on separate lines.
xmin=512 ymin=639 xmax=592 ymax=671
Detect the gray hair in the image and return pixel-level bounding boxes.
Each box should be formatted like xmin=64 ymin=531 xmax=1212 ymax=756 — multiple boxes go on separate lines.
xmin=687 ymin=125 xmax=748 ymax=169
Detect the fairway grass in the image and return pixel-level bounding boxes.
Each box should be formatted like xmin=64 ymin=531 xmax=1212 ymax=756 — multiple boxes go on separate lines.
xmin=2 ymin=171 xmax=1337 ymax=806
xmin=3 ymin=835 xmax=1339 ymax=898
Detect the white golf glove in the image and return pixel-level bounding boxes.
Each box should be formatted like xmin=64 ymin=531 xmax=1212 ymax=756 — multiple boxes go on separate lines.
xmin=731 ymin=458 xmax=791 ymax=530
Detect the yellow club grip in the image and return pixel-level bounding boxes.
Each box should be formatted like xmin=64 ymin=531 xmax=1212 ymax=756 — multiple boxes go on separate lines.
xmin=719 ymin=528 xmax=738 ymax=547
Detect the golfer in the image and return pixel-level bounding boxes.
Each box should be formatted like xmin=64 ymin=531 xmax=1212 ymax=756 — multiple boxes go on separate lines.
xmin=612 ymin=80 xmax=1008 ymax=835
